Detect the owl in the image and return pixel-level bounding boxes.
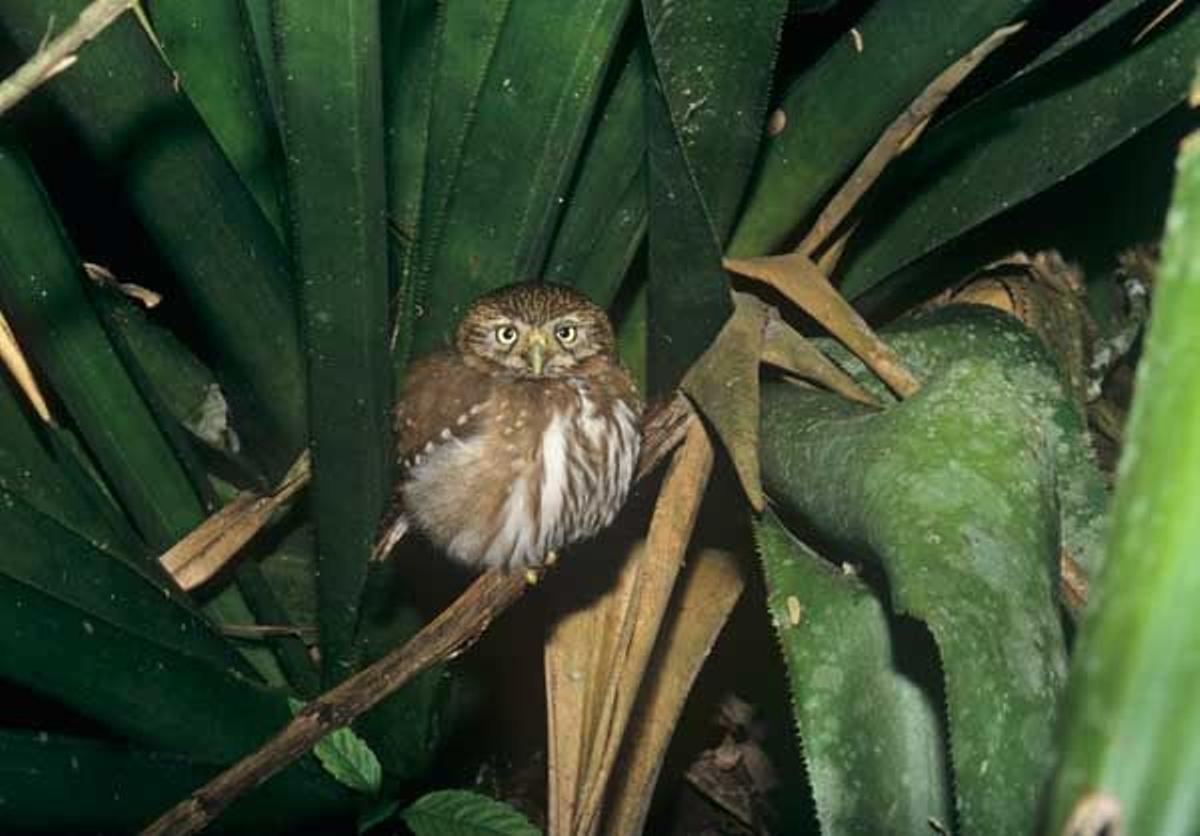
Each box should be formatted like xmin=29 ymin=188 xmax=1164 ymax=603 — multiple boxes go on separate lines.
xmin=383 ymin=282 xmax=643 ymax=570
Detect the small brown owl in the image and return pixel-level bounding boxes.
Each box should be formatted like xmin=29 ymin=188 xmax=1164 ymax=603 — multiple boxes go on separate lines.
xmin=383 ymin=282 xmax=642 ymax=570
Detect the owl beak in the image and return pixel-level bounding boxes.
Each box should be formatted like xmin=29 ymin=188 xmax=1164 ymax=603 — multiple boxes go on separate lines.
xmin=527 ymin=333 xmax=548 ymax=375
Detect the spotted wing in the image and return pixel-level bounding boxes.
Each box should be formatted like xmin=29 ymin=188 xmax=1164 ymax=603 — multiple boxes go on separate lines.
xmin=393 ymin=352 xmax=496 ymax=468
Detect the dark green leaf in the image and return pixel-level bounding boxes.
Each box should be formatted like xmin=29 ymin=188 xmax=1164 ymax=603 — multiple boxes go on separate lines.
xmin=754 ymin=509 xmax=950 ymax=835
xmin=146 ymin=0 xmax=284 ymax=234
xmin=546 ymin=49 xmax=647 ymax=309
xmin=0 ymin=372 xmax=140 ymax=560
xmin=0 ymin=144 xmax=203 ymax=552
xmin=402 ymin=790 xmax=541 ymax=836
xmin=0 ymin=730 xmax=350 ymax=834
xmin=1047 ymin=103 xmax=1200 ymax=836
xmin=272 ymin=0 xmax=392 ymax=685
xmin=384 ymin=0 xmax=438 ymax=377
xmin=412 ymin=0 xmax=633 ymax=354
xmin=0 ymin=0 xmax=306 ymax=475
xmin=838 ymin=2 xmax=1200 ymax=297
xmin=730 ymin=0 xmax=1036 ymax=257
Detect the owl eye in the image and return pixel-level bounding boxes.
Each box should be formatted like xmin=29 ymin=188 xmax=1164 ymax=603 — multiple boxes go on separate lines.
xmin=495 ymin=325 xmax=519 ymax=345
xmin=555 ymin=324 xmax=577 ymax=345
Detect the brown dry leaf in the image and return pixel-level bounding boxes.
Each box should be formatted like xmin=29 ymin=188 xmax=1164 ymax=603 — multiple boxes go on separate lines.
xmin=546 ymin=540 xmax=646 ymax=835
xmin=605 ymin=549 xmax=745 ymax=835
xmin=681 ymin=293 xmax=768 ymax=510
xmin=0 ymin=308 xmax=52 ymax=422
xmin=796 ymin=21 xmax=1025 ymax=263
xmin=761 ymin=313 xmax=878 ymax=407
xmin=725 ymin=252 xmax=920 ymax=398
xmin=548 ymin=421 xmax=713 ymax=836
xmin=160 ymin=451 xmax=310 ymax=590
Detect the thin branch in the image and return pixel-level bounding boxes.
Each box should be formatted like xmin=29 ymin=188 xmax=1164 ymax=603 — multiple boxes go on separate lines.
xmin=140 ymin=569 xmax=529 ymax=836
xmin=0 ymin=0 xmax=137 ymax=118
xmin=140 ymin=397 xmax=696 ymax=836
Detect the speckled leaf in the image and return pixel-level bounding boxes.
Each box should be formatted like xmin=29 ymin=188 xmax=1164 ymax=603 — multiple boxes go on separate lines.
xmin=1047 ymin=102 xmax=1200 ymax=836
xmin=838 ymin=1 xmax=1200 ymax=298
xmin=641 ymin=0 xmax=786 ymax=389
xmin=760 ymin=308 xmax=1080 ymax=833
xmin=754 ymin=509 xmax=950 ymax=835
xmin=412 ymin=0 xmax=632 ymax=354
xmin=402 ymin=790 xmax=541 ymax=836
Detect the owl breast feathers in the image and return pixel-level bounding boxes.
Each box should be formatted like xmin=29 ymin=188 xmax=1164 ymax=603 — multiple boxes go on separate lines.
xmin=390 ymin=283 xmax=642 ymax=570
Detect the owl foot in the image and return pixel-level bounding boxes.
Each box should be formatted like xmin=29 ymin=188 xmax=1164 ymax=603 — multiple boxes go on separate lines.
xmin=524 ymin=568 xmax=541 ymax=585
xmin=545 ymin=550 xmax=559 ymax=567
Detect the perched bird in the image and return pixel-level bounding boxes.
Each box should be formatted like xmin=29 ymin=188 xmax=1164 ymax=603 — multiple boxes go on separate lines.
xmin=381 ymin=282 xmax=642 ymax=570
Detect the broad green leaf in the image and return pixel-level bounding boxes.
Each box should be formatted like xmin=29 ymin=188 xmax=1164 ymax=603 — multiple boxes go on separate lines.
xmin=730 ymin=0 xmax=1036 ymax=258
xmin=754 ymin=510 xmax=951 ymax=836
xmin=146 ymin=0 xmax=284 ymax=233
xmin=0 ymin=0 xmax=306 ymax=475
xmin=546 ymin=48 xmax=647 ymax=308
xmin=413 ymin=0 xmax=632 ymax=354
xmin=642 ymin=0 xmax=787 ymax=389
xmin=0 ymin=730 xmax=350 ymax=834
xmin=402 ymin=790 xmax=541 ymax=836
xmin=272 ymin=0 xmax=392 ymax=686
xmin=760 ymin=308 xmax=1078 ymax=833
xmin=289 ymin=698 xmax=383 ymax=796
xmin=1047 ymin=101 xmax=1200 ymax=836
xmin=838 ymin=1 xmax=1200 ymax=298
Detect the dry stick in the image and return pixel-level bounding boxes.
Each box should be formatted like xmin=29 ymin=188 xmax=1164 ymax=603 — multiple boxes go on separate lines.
xmin=796 ymin=21 xmax=1026 ymax=261
xmin=0 ymin=309 xmax=52 ymax=422
xmin=0 ymin=0 xmax=138 ymax=118
xmin=160 ymin=451 xmax=312 ymax=591
xmin=141 ymin=399 xmax=697 ymax=836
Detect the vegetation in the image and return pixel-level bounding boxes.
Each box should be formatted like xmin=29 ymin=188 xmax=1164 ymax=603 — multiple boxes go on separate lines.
xmin=0 ymin=0 xmax=1195 ymax=834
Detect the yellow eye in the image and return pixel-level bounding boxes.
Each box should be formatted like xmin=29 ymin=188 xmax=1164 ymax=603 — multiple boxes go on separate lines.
xmin=555 ymin=324 xmax=577 ymax=345
xmin=495 ymin=325 xmax=518 ymax=345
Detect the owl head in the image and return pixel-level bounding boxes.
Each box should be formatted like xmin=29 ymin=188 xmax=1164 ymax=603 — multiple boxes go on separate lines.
xmin=455 ymin=282 xmax=616 ymax=378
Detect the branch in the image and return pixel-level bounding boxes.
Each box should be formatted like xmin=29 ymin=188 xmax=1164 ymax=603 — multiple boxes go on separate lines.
xmin=140 ymin=396 xmax=697 ymax=836
xmin=0 ymin=0 xmax=137 ymax=118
